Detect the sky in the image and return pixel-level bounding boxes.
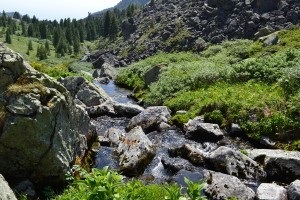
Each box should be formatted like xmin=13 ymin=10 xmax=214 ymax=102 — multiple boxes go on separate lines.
xmin=0 ymin=0 xmax=121 ymax=20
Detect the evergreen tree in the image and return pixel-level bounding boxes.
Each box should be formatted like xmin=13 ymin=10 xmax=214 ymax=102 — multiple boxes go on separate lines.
xmin=5 ymin=29 xmax=12 ymax=44
xmin=103 ymin=11 xmax=111 ymax=37
xmin=36 ymin=45 xmax=40 ymax=57
xmin=67 ymin=43 xmax=72 ymax=54
xmin=21 ymin=21 xmax=27 ymax=36
xmin=53 ymin=28 xmax=61 ymax=48
xmin=109 ymin=14 xmax=118 ymax=41
xmin=2 ymin=11 xmax=7 ymax=27
xmin=22 ymin=14 xmax=31 ymax=23
xmin=13 ymin=12 xmax=21 ymax=19
xmin=56 ymin=34 xmax=68 ymax=57
xmin=32 ymin=15 xmax=38 ymax=24
xmin=45 ymin=40 xmax=50 ymax=55
xmin=28 ymin=39 xmax=33 ymax=51
xmin=27 ymin=24 xmax=34 ymax=37
xmin=78 ymin=21 xmax=85 ymax=42
xmin=36 ymin=45 xmax=47 ymax=60
xmin=65 ymin=26 xmax=73 ymax=45
xmin=39 ymin=22 xmax=48 ymax=39
xmin=73 ymin=31 xmax=80 ymax=55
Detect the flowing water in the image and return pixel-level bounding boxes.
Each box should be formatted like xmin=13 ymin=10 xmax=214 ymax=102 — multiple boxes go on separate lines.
xmin=94 ymin=80 xmax=136 ymax=104
xmin=93 ymin=80 xmax=256 ymax=184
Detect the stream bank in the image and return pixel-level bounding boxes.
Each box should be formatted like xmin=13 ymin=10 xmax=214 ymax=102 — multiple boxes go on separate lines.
xmin=60 ymin=76 xmax=300 ymax=200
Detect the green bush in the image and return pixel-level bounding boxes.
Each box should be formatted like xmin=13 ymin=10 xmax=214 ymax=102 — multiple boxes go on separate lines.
xmin=54 ymin=166 xmax=207 ymax=200
xmin=204 ymin=110 xmax=225 ymax=127
xmin=31 ymin=61 xmax=93 ymax=81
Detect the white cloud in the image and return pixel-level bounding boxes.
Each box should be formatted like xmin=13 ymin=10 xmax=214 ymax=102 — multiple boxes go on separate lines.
xmin=0 ymin=0 xmax=121 ymax=20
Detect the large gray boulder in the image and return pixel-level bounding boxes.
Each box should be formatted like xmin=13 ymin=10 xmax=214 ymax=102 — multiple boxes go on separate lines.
xmin=252 ymin=0 xmax=281 ymax=12
xmin=256 ymin=183 xmax=287 ymax=200
xmin=247 ymin=149 xmax=300 ymax=183
xmin=206 ymin=146 xmax=266 ymax=180
xmin=0 ymin=174 xmax=17 ymax=200
xmin=113 ymin=102 xmax=144 ymax=117
xmin=58 ymin=76 xmax=110 ymax=107
xmin=143 ymin=64 xmax=164 ymax=86
xmin=288 ymin=180 xmax=300 ymax=200
xmin=0 ymin=45 xmax=90 ymax=184
xmin=127 ymin=106 xmax=171 ymax=133
xmin=207 ymin=0 xmax=236 ymax=11
xmin=93 ymin=63 xmax=117 ymax=80
xmin=117 ymin=126 xmax=155 ymax=176
xmin=205 ymin=171 xmax=255 ymax=200
xmin=169 ymin=143 xmax=207 ymax=166
xmin=184 ymin=117 xmax=224 ymax=142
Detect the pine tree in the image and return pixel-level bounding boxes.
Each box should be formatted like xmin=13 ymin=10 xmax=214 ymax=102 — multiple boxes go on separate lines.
xmin=103 ymin=11 xmax=111 ymax=37
xmin=21 ymin=21 xmax=27 ymax=36
xmin=13 ymin=12 xmax=21 ymax=19
xmin=27 ymin=24 xmax=34 ymax=37
xmin=45 ymin=40 xmax=50 ymax=55
xmin=65 ymin=26 xmax=73 ymax=45
xmin=22 ymin=14 xmax=31 ymax=23
xmin=73 ymin=31 xmax=80 ymax=55
xmin=56 ymin=34 xmax=67 ymax=57
xmin=2 ymin=11 xmax=7 ymax=27
xmin=39 ymin=22 xmax=48 ymax=39
xmin=28 ymin=39 xmax=33 ymax=51
xmin=109 ymin=14 xmax=118 ymax=41
xmin=36 ymin=45 xmax=47 ymax=60
xmin=78 ymin=21 xmax=85 ymax=42
xmin=36 ymin=45 xmax=40 ymax=57
xmin=5 ymin=29 xmax=12 ymax=44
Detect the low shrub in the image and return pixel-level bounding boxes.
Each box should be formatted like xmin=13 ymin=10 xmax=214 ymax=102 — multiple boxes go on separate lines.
xmin=54 ymin=166 xmax=207 ymax=200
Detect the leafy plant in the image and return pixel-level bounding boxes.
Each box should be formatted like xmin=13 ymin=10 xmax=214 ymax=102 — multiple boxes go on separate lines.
xmin=184 ymin=177 xmax=207 ymax=200
xmin=55 ymin=166 xmax=208 ymax=200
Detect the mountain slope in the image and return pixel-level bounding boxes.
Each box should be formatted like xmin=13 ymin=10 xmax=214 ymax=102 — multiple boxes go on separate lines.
xmin=114 ymin=0 xmax=300 ymax=63
xmin=115 ymin=0 xmax=149 ymax=9
xmin=92 ymin=0 xmax=149 ymax=17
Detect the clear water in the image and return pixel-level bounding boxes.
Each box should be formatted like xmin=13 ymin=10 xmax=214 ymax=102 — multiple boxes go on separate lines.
xmin=94 ymin=80 xmax=136 ymax=104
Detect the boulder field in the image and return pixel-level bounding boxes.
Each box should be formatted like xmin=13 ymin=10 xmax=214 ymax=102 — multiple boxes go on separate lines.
xmin=2 ymin=44 xmax=300 ymax=199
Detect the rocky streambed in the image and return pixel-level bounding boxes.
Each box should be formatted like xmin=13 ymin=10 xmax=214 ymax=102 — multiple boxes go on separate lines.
xmin=1 ymin=43 xmax=300 ymax=199
xmin=71 ymin=77 xmax=300 ymax=200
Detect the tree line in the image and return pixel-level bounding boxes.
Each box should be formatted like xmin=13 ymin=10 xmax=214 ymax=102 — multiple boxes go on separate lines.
xmin=0 ymin=4 xmax=140 ymax=59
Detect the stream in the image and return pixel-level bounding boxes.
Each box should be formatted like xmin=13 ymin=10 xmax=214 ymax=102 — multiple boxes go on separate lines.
xmin=91 ymin=80 xmax=255 ymax=184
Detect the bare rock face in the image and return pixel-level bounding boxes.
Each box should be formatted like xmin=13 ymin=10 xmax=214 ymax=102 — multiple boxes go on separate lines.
xmin=0 ymin=44 xmax=90 ymax=184
xmin=184 ymin=117 xmax=224 ymax=142
xmin=206 ymin=146 xmax=266 ymax=180
xmin=0 ymin=174 xmax=17 ymax=200
xmin=256 ymin=183 xmax=287 ymax=200
xmin=288 ymin=180 xmax=300 ymax=200
xmin=126 ymin=106 xmax=171 ymax=133
xmin=117 ymin=126 xmax=155 ymax=176
xmin=205 ymin=171 xmax=255 ymax=200
xmin=247 ymin=149 xmax=300 ymax=183
xmin=58 ymin=76 xmax=110 ymax=107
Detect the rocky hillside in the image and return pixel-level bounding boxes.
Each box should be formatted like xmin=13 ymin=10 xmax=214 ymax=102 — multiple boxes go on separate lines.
xmin=115 ymin=0 xmax=149 ymax=9
xmin=92 ymin=0 xmax=149 ymax=17
xmin=114 ymin=0 xmax=300 ymax=63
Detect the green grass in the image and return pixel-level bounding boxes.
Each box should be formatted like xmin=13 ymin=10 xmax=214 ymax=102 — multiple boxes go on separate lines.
xmin=0 ymin=33 xmax=94 ymax=81
xmin=116 ymin=28 xmax=300 ymax=147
